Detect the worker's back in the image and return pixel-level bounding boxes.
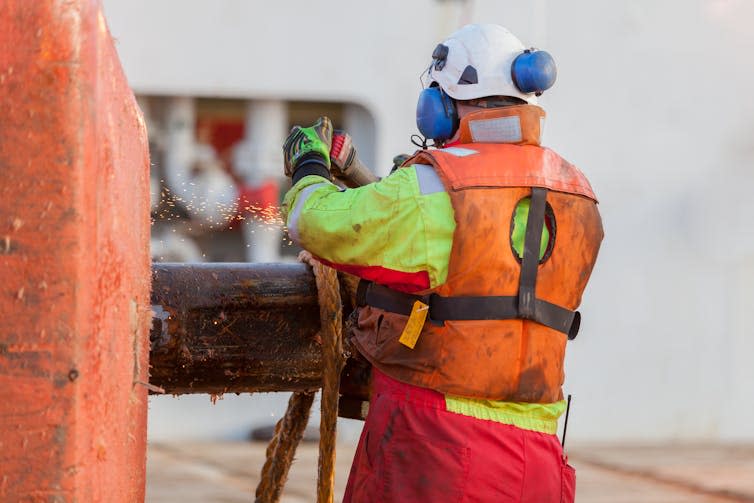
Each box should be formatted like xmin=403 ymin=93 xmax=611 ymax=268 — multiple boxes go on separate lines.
xmin=352 ymin=139 xmax=603 ymax=403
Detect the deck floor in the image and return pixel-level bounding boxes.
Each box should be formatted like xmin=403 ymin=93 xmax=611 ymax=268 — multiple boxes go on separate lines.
xmin=146 ymin=442 xmax=754 ymax=502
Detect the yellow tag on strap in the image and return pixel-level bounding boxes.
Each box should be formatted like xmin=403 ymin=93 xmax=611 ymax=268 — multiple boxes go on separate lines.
xmin=398 ymin=300 xmax=429 ymax=349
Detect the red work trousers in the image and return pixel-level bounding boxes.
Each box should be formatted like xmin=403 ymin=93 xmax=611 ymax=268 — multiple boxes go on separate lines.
xmin=343 ymin=369 xmax=575 ymax=503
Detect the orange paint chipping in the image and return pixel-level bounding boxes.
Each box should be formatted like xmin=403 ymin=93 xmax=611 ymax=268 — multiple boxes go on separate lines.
xmin=0 ymin=1 xmax=151 ymax=501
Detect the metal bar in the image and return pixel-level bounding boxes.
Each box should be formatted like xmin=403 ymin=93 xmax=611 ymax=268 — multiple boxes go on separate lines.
xmin=150 ymin=263 xmax=333 ymax=395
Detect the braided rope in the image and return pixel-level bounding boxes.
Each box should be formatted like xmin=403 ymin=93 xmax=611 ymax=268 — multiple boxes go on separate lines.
xmin=255 ymin=253 xmax=344 ymax=503
xmin=255 ymin=391 xmax=315 ymax=503
xmin=310 ymin=260 xmax=345 ymax=503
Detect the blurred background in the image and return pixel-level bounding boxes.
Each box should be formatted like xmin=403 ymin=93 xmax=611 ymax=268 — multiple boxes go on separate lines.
xmin=102 ymin=0 xmax=754 ymax=500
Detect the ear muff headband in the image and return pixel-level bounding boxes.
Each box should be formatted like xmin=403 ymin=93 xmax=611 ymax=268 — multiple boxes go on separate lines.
xmin=416 ymin=87 xmax=458 ymax=142
xmin=512 ymin=50 xmax=557 ymax=96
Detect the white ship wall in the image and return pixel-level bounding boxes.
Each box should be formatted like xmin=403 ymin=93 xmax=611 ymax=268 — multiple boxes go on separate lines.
xmin=104 ymin=0 xmax=754 ymax=442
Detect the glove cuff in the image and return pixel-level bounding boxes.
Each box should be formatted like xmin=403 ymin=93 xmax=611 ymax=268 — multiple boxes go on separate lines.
xmin=292 ymin=155 xmax=332 ymax=185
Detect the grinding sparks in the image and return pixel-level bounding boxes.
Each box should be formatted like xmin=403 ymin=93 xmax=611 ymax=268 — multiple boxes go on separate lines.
xmin=150 ymin=180 xmax=296 ymax=262
xmin=151 ymin=182 xmax=286 ymax=231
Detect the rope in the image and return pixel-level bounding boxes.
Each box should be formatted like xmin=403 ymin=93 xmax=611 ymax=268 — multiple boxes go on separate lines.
xmin=254 ymin=252 xmax=345 ymax=503
xmin=310 ymin=259 xmax=345 ymax=503
xmin=255 ymin=391 xmax=315 ymax=503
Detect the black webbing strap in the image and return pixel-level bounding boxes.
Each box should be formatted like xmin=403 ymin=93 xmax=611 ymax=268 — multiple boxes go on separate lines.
xmin=357 ymin=281 xmax=580 ymax=339
xmin=356 ymin=280 xmax=426 ymax=317
xmin=429 ymin=295 xmax=517 ymax=320
xmin=535 ymin=299 xmax=580 ymax=339
xmin=518 ymin=187 xmax=547 ymax=320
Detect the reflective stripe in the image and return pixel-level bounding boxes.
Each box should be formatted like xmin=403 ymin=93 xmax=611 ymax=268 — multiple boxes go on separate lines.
xmin=540 ymin=116 xmax=546 ymax=142
xmin=445 ymin=396 xmax=566 ymax=434
xmin=441 ymin=146 xmax=478 ymax=157
xmin=469 ymin=116 xmax=522 ymax=143
xmin=414 ymin=164 xmax=445 ymax=195
xmin=287 ymin=183 xmax=328 ymax=245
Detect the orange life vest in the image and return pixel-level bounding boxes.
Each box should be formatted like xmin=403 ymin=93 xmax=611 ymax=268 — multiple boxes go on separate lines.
xmin=351 ymin=121 xmax=603 ymax=403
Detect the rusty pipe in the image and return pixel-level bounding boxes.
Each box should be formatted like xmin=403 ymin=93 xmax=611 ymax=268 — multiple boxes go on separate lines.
xmin=151 ymin=263 xmax=323 ymax=394
xmin=149 ymin=263 xmax=366 ymax=396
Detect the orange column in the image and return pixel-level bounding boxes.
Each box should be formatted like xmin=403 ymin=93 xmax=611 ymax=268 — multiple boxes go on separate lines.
xmin=0 ymin=1 xmax=151 ymax=501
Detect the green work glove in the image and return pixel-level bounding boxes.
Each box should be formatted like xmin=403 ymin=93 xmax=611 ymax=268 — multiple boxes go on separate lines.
xmin=282 ymin=116 xmax=333 ymax=179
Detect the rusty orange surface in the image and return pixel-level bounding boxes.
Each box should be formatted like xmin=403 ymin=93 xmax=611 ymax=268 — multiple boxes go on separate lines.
xmin=0 ymin=1 xmax=151 ymax=501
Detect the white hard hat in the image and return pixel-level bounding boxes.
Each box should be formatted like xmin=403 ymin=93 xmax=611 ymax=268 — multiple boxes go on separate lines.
xmin=429 ymin=24 xmax=538 ymax=104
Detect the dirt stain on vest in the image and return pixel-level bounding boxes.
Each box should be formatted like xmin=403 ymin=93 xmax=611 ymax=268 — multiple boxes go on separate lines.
xmin=516 ymin=365 xmax=548 ymax=402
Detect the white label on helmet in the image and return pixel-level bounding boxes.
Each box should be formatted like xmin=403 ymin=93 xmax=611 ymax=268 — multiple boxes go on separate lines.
xmin=441 ymin=147 xmax=478 ymax=157
xmin=469 ymin=116 xmax=522 ymax=143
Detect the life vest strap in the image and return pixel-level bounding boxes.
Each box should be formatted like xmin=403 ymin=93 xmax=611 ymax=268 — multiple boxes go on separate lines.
xmin=518 ymin=187 xmax=548 ymax=319
xmin=357 ymin=280 xmax=580 ymax=340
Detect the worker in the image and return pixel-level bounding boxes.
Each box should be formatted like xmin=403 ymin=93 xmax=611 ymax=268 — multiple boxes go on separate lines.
xmin=281 ymin=24 xmax=602 ymax=503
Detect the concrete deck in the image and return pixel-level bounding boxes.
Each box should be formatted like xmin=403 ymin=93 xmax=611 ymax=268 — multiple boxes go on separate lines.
xmin=146 ymin=442 xmax=754 ymax=502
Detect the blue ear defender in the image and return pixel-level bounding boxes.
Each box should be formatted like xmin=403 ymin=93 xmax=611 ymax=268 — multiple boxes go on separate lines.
xmin=511 ymin=49 xmax=557 ymax=95
xmin=416 ymin=86 xmax=458 ymax=142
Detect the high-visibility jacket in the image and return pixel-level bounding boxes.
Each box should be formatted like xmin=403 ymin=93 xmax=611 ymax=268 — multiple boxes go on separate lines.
xmin=351 ymin=142 xmax=603 ymax=403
